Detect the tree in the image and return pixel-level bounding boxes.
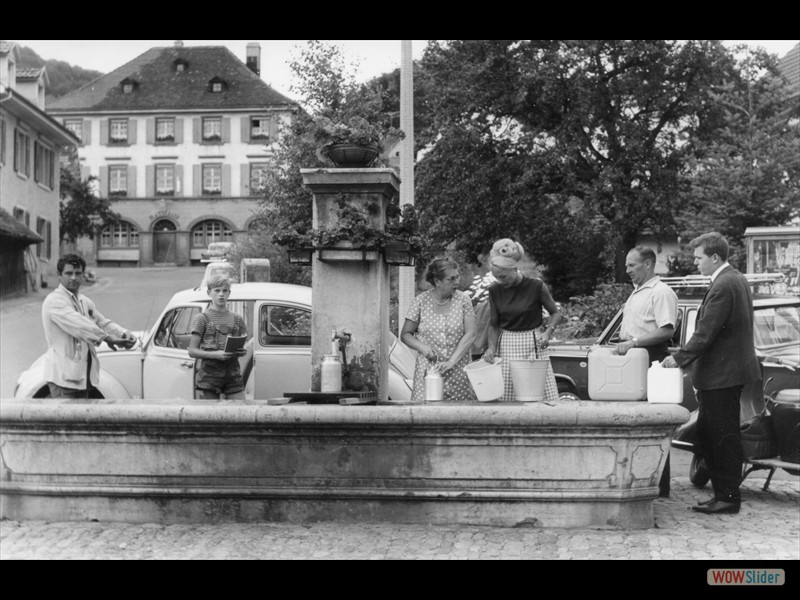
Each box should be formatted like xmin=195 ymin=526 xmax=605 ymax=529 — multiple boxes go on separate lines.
xmin=676 ymin=47 xmax=800 ymax=267
xmin=416 ymin=40 xmax=737 ymax=289
xmin=59 ymin=167 xmax=119 ymax=244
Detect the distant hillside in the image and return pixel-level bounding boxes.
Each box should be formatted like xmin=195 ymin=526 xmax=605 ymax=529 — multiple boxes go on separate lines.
xmin=16 ymin=45 xmax=104 ymax=101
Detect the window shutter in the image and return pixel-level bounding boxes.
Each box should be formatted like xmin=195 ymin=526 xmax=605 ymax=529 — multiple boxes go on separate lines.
xmin=82 ymin=120 xmax=92 ymax=145
xmin=99 ymin=166 xmax=109 ymax=196
xmin=100 ymin=120 xmax=108 ymax=146
xmin=80 ymin=165 xmax=91 ymax=181
xmin=176 ymin=165 xmax=184 ymax=197
xmin=146 ymin=165 xmax=155 ymax=196
xmin=222 ymin=117 xmax=231 ymax=143
xmin=241 ymin=116 xmax=251 ymax=143
xmin=175 ymin=118 xmax=184 ymax=144
xmin=222 ymin=164 xmax=232 ymax=196
xmin=241 ymin=164 xmax=250 ymax=196
xmin=127 ymin=165 xmax=137 ymax=197
xmin=146 ymin=118 xmax=155 ymax=144
xmin=193 ymin=165 xmax=201 ymax=196
xmin=193 ymin=118 xmax=201 ymax=143
xmin=269 ymin=115 xmax=278 ymax=140
xmin=128 ymin=119 xmax=137 ymax=144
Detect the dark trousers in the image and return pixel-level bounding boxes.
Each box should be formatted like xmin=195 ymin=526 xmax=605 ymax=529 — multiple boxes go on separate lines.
xmin=697 ymin=385 xmax=744 ymax=502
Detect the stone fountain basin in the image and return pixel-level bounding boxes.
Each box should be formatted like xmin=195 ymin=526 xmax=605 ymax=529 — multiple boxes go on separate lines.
xmin=0 ymin=399 xmax=688 ymax=528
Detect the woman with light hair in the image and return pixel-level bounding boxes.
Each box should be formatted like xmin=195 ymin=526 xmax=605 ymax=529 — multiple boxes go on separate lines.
xmin=483 ymin=238 xmax=563 ymax=402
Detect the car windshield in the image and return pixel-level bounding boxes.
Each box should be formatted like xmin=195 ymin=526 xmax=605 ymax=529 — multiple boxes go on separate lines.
xmin=753 ymin=304 xmax=800 ymax=348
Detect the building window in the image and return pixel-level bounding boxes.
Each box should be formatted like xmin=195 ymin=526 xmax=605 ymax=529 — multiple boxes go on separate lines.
xmin=13 ymin=207 xmax=30 ymax=227
xmin=250 ymin=116 xmax=271 ymax=140
xmin=155 ymin=165 xmax=175 ymax=195
xmin=109 ymin=119 xmax=128 ymax=143
xmin=192 ymin=220 xmax=232 ymax=248
xmin=1 ymin=116 xmax=6 ymax=164
xmin=208 ymin=78 xmax=227 ymax=93
xmin=36 ymin=217 xmax=51 ymax=259
xmin=64 ymin=119 xmax=83 ymax=143
xmin=202 ymin=117 xmax=221 ymax=142
xmin=14 ymin=128 xmax=31 ymax=176
xmin=34 ymin=142 xmax=55 ymax=189
xmin=109 ymin=165 xmax=128 ymax=196
xmin=250 ymin=163 xmax=269 ymax=195
xmin=156 ymin=118 xmax=175 ymax=142
xmin=100 ymin=221 xmax=139 ymax=248
xmin=202 ymin=163 xmax=222 ymax=195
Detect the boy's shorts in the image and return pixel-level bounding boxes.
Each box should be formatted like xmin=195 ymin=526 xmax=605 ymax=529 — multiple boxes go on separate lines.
xmin=196 ymin=357 xmax=244 ymax=395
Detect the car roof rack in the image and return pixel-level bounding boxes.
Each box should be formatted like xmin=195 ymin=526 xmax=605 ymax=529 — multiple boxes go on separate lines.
xmin=662 ymin=273 xmax=789 ymax=295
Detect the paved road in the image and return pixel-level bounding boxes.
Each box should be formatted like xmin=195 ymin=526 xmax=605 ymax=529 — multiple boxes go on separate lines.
xmin=2 ymin=467 xmax=798 ymax=561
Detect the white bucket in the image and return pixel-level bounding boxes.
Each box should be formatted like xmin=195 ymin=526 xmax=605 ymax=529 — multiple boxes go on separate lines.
xmin=509 ymin=359 xmax=550 ymax=402
xmin=463 ymin=358 xmax=504 ymax=402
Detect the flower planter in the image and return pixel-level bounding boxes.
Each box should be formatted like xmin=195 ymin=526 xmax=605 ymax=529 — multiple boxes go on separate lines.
xmin=317 ymin=243 xmax=379 ymax=262
xmin=383 ymin=241 xmax=416 ymax=266
xmin=323 ymin=143 xmax=380 ymax=168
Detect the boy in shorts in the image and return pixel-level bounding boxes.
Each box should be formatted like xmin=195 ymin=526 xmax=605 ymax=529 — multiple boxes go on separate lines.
xmin=188 ymin=275 xmax=248 ymax=399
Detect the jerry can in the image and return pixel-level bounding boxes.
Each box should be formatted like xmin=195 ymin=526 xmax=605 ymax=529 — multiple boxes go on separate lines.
xmin=588 ymin=347 xmax=648 ymax=401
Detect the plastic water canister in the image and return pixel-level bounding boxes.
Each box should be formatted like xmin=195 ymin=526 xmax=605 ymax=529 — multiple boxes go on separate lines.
xmin=320 ymin=354 xmax=342 ymax=392
xmin=646 ymin=360 xmax=683 ymax=404
xmin=425 ymin=367 xmax=443 ymax=402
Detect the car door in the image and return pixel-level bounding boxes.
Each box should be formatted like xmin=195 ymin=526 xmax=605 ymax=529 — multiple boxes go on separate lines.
xmin=252 ymin=301 xmax=312 ymax=399
xmin=142 ymin=302 xmax=205 ymax=399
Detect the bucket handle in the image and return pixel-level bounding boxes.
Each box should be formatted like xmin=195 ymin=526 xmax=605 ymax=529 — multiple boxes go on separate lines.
xmin=529 ymin=331 xmax=540 ymax=361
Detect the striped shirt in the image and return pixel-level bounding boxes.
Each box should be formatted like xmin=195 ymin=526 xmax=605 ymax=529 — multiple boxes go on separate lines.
xmin=191 ymin=309 xmax=247 ymax=350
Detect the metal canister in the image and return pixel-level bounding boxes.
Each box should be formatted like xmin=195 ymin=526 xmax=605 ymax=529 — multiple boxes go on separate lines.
xmin=425 ymin=366 xmax=443 ymax=402
xmin=321 ymin=354 xmax=342 ymax=392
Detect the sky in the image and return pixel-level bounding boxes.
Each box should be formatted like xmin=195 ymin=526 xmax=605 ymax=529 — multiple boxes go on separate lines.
xmin=11 ymin=40 xmax=798 ymax=103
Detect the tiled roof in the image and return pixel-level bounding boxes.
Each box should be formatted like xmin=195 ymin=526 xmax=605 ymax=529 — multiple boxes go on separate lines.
xmin=0 ymin=208 xmax=44 ymax=243
xmin=778 ymin=42 xmax=800 ymax=91
xmin=16 ymin=67 xmax=44 ymax=80
xmin=48 ymin=45 xmax=296 ymax=112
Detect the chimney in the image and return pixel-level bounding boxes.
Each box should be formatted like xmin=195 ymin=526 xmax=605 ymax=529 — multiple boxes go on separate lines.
xmin=246 ymin=42 xmax=261 ymax=76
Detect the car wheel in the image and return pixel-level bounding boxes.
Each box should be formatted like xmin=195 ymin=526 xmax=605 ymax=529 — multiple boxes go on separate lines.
xmin=689 ymin=454 xmax=711 ymax=488
xmin=557 ymin=381 xmax=580 ymax=401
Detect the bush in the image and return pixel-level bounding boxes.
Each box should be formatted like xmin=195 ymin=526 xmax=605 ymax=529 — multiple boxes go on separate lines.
xmin=556 ymin=283 xmax=632 ymax=340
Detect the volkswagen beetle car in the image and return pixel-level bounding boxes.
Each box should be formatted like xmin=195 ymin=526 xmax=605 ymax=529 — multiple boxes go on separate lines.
xmin=14 ymin=282 xmax=414 ymax=402
xmin=548 ymin=275 xmax=800 ymax=411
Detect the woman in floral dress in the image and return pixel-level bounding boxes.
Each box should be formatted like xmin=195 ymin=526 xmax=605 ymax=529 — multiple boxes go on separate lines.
xmin=401 ymin=257 xmax=478 ymax=403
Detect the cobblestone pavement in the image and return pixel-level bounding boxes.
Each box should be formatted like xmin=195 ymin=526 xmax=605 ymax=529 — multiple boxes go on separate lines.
xmin=1 ymin=475 xmax=797 ymax=561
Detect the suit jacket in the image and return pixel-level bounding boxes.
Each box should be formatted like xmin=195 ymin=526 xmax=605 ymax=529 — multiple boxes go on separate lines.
xmin=41 ymin=284 xmax=128 ymax=389
xmin=672 ymin=266 xmax=760 ymax=390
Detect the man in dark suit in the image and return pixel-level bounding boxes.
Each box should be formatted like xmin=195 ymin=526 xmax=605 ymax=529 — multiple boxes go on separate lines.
xmin=663 ymin=232 xmax=760 ymax=514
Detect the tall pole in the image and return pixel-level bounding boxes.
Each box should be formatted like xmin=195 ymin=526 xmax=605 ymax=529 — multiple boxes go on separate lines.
xmin=398 ymin=40 xmax=416 ymax=334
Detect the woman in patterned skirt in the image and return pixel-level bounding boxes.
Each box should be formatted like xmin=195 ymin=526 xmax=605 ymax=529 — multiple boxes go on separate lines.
xmin=482 ymin=239 xmax=563 ymax=402
xmin=401 ymin=257 xmax=478 ymax=403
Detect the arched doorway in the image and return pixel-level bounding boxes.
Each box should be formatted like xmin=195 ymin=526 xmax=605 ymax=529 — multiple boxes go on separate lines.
xmin=153 ymin=219 xmax=177 ymax=264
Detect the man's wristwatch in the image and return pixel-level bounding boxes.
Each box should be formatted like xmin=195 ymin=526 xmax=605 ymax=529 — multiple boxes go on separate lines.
xmin=632 ymin=337 xmax=639 ymax=347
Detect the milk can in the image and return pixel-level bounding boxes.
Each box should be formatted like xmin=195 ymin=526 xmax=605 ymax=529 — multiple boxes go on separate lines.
xmin=425 ymin=365 xmax=443 ymax=402
xmin=321 ymin=354 xmax=343 ymax=392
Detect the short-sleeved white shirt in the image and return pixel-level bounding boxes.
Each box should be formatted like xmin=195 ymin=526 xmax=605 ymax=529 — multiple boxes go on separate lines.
xmin=619 ymin=276 xmax=678 ymax=341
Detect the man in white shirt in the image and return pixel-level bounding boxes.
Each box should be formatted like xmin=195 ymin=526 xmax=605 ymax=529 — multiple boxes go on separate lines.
xmin=616 ymin=246 xmax=678 ymax=497
xmin=42 ymin=254 xmax=134 ymax=399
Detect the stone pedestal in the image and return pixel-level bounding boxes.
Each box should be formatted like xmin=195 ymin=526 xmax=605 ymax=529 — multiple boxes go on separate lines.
xmin=300 ymin=168 xmax=400 ymax=400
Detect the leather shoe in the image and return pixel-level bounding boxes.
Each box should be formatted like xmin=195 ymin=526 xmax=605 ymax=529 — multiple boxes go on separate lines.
xmin=691 ymin=500 xmax=740 ymax=514
xmin=696 ymin=497 xmax=715 ymax=506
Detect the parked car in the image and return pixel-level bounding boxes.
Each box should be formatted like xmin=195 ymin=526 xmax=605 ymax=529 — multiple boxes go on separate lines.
xmin=14 ymin=282 xmax=414 ymax=402
xmin=548 ymin=276 xmax=800 ymax=411
xmin=200 ymin=241 xmax=235 ymax=263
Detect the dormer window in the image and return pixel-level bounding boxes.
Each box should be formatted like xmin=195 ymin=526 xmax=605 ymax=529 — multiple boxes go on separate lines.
xmin=173 ymin=59 xmax=189 ymax=73
xmin=120 ymin=77 xmax=138 ymax=94
xmin=208 ymin=77 xmax=227 ymax=93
